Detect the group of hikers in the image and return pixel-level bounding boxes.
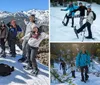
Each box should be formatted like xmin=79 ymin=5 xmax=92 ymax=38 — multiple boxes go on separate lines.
xmin=60 ymin=46 xmax=90 ymax=83
xmin=0 ymin=14 xmax=49 ymax=76
xmin=61 ymin=1 xmax=96 ymax=39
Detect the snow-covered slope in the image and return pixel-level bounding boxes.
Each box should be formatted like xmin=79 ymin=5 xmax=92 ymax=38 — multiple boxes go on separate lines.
xmin=50 ymin=3 xmax=100 ymax=42
xmin=0 ymin=46 xmax=49 ymax=85
xmin=51 ymin=61 xmax=100 ymax=85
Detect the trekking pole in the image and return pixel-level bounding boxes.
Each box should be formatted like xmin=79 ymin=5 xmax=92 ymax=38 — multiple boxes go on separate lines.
xmin=82 ymin=28 xmax=86 ymax=42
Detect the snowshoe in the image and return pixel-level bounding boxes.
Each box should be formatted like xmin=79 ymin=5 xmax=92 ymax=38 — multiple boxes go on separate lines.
xmin=74 ymin=26 xmax=79 ymax=38
xmin=62 ymin=21 xmax=67 ymax=26
xmin=23 ymin=65 xmax=32 ymax=70
xmin=85 ymin=36 xmax=95 ymax=40
xmin=18 ymin=57 xmax=26 ymax=62
xmin=31 ymin=69 xmax=39 ymax=77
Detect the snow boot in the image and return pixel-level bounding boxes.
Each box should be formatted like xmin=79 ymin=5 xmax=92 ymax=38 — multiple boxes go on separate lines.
xmin=85 ymin=36 xmax=92 ymax=39
xmin=18 ymin=57 xmax=26 ymax=62
xmin=62 ymin=21 xmax=67 ymax=26
xmin=31 ymin=69 xmax=39 ymax=77
xmin=23 ymin=65 xmax=32 ymax=70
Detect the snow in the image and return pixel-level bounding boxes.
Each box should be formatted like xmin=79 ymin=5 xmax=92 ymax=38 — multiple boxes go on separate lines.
xmin=0 ymin=46 xmax=49 ymax=85
xmin=50 ymin=3 xmax=100 ymax=42
xmin=51 ymin=62 xmax=100 ymax=85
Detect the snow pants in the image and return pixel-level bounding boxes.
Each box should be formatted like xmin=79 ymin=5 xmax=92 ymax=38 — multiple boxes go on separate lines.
xmin=0 ymin=38 xmax=6 ymax=52
xmin=77 ymin=22 xmax=92 ymax=38
xmin=64 ymin=14 xmax=74 ymax=27
xmin=80 ymin=16 xmax=84 ymax=27
xmin=8 ymin=39 xmax=16 ymax=56
xmin=80 ymin=65 xmax=89 ymax=81
xmin=27 ymin=44 xmax=38 ymax=70
xmin=62 ymin=67 xmax=66 ymax=75
xmin=22 ymin=39 xmax=28 ymax=59
xmin=71 ymin=70 xmax=76 ymax=78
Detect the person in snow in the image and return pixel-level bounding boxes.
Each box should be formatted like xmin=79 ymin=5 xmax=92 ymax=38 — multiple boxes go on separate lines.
xmin=71 ymin=63 xmax=76 ymax=78
xmin=74 ymin=6 xmax=94 ymax=39
xmin=60 ymin=59 xmax=66 ymax=75
xmin=7 ymin=20 xmax=22 ymax=57
xmin=18 ymin=14 xmax=36 ymax=62
xmin=21 ymin=25 xmax=49 ymax=76
xmin=72 ymin=2 xmax=87 ymax=27
xmin=0 ymin=22 xmax=8 ymax=57
xmin=76 ymin=46 xmax=90 ymax=82
xmin=61 ymin=2 xmax=78 ymax=27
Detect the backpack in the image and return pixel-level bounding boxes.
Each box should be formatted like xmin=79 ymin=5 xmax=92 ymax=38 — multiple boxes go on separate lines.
xmin=92 ymin=11 xmax=96 ymax=21
xmin=0 ymin=63 xmax=14 ymax=76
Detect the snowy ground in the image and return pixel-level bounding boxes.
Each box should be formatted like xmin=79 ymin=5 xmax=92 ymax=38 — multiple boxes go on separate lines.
xmin=51 ymin=61 xmax=100 ymax=85
xmin=0 ymin=46 xmax=49 ymax=85
xmin=50 ymin=3 xmax=100 ymax=42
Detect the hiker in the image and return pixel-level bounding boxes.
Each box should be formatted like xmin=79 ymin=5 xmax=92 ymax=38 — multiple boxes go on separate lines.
xmin=7 ymin=20 xmax=22 ymax=57
xmin=71 ymin=63 xmax=76 ymax=78
xmin=21 ymin=25 xmax=49 ymax=76
xmin=72 ymin=2 xmax=87 ymax=27
xmin=74 ymin=6 xmax=95 ymax=39
xmin=0 ymin=22 xmax=8 ymax=57
xmin=61 ymin=2 xmax=78 ymax=27
xmin=60 ymin=59 xmax=66 ymax=75
xmin=18 ymin=14 xmax=36 ymax=62
xmin=76 ymin=46 xmax=90 ymax=82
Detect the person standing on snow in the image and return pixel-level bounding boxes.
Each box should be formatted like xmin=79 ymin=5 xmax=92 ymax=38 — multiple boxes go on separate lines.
xmin=0 ymin=22 xmax=8 ymax=57
xmin=7 ymin=20 xmax=22 ymax=57
xmin=21 ymin=25 xmax=49 ymax=76
xmin=71 ymin=63 xmax=76 ymax=78
xmin=18 ymin=15 xmax=36 ymax=62
xmin=72 ymin=2 xmax=87 ymax=27
xmin=60 ymin=59 xmax=66 ymax=75
xmin=61 ymin=2 xmax=78 ymax=27
xmin=74 ymin=7 xmax=94 ymax=39
xmin=76 ymin=46 xmax=90 ymax=82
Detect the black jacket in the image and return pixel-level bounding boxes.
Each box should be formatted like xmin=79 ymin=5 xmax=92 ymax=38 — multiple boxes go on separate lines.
xmin=73 ymin=6 xmax=87 ymax=16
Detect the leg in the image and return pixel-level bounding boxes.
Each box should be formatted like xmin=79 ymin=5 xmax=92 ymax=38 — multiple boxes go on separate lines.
xmin=0 ymin=38 xmax=5 ymax=52
xmin=72 ymin=17 xmax=74 ymax=27
xmin=30 ymin=47 xmax=38 ymax=70
xmin=87 ymin=22 xmax=92 ymax=38
xmin=16 ymin=38 xmax=22 ymax=50
xmin=85 ymin=66 xmax=89 ymax=81
xmin=77 ymin=22 xmax=87 ymax=33
xmin=65 ymin=16 xmax=70 ymax=26
xmin=80 ymin=67 xmax=84 ymax=81
xmin=80 ymin=16 xmax=84 ymax=27
xmin=27 ymin=45 xmax=32 ymax=67
xmin=10 ymin=39 xmax=16 ymax=57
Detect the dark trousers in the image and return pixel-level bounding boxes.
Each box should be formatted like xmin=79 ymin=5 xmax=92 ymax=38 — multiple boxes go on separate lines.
xmin=80 ymin=66 xmax=89 ymax=81
xmin=65 ymin=14 xmax=74 ymax=27
xmin=77 ymin=22 xmax=92 ymax=38
xmin=0 ymin=38 xmax=5 ymax=52
xmin=27 ymin=44 xmax=38 ymax=70
xmin=8 ymin=39 xmax=16 ymax=56
xmin=62 ymin=67 xmax=66 ymax=75
xmin=71 ymin=70 xmax=76 ymax=78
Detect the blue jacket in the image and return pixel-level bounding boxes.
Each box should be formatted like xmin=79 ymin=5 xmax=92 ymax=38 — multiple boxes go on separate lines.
xmin=76 ymin=51 xmax=90 ymax=67
xmin=64 ymin=5 xmax=78 ymax=16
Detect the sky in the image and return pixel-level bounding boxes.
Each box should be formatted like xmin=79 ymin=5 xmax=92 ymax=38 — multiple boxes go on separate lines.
xmin=0 ymin=0 xmax=49 ymax=12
